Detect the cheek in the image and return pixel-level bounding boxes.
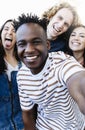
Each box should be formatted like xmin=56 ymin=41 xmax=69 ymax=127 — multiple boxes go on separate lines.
xmin=17 ymin=48 xmax=23 ymax=57
xmin=82 ymin=40 xmax=85 ymax=45
xmin=1 ymin=34 xmax=4 ymax=43
xmin=69 ymin=39 xmax=72 ymax=48
xmin=48 ymin=21 xmax=53 ymax=29
xmin=63 ymin=27 xmax=69 ymax=32
xmin=14 ymin=35 xmax=16 ymax=41
xmin=81 ymin=42 xmax=85 ymax=48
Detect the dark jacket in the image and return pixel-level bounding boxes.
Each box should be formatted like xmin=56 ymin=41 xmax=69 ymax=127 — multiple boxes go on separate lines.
xmin=0 ymin=71 xmax=24 ymax=130
xmin=48 ymin=37 xmax=68 ymax=53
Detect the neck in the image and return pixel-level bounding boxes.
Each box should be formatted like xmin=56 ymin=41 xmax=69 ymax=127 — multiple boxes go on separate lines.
xmin=73 ymin=51 xmax=84 ymax=65
xmin=5 ymin=49 xmax=18 ymax=67
xmin=5 ymin=47 xmax=14 ymax=56
xmin=47 ymin=34 xmax=57 ymax=40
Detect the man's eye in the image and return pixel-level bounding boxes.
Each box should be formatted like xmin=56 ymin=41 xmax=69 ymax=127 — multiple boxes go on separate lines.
xmin=58 ymin=16 xmax=63 ymax=20
xmin=64 ymin=22 xmax=69 ymax=28
xmin=33 ymin=40 xmax=41 ymax=44
xmin=17 ymin=42 xmax=24 ymax=47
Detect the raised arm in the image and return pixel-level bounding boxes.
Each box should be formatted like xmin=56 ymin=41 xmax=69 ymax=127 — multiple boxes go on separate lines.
xmin=22 ymin=105 xmax=37 ymax=130
xmin=66 ymin=71 xmax=85 ymax=115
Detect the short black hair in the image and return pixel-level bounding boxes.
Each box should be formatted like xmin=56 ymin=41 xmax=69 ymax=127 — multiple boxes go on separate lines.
xmin=14 ymin=13 xmax=48 ymax=32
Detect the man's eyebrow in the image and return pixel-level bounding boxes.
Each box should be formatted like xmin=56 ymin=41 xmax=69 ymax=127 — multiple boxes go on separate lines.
xmin=32 ymin=37 xmax=42 ymax=40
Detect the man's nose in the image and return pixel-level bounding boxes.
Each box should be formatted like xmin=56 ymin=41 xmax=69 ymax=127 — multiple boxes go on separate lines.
xmin=25 ymin=43 xmax=35 ymax=52
xmin=58 ymin=21 xmax=64 ymax=29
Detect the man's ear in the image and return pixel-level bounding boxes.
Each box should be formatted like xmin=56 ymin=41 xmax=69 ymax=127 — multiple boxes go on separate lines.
xmin=47 ymin=40 xmax=50 ymax=50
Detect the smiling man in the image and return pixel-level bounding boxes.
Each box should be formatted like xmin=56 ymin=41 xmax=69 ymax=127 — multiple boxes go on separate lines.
xmin=14 ymin=13 xmax=85 ymax=130
xmin=42 ymin=2 xmax=79 ymax=53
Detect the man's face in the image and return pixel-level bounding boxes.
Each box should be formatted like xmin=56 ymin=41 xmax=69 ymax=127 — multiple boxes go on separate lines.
xmin=16 ymin=23 xmax=50 ymax=74
xmin=47 ymin=8 xmax=74 ymax=40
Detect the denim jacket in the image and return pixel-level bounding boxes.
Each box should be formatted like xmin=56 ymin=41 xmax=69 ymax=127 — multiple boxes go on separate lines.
xmin=0 ymin=70 xmax=24 ymax=130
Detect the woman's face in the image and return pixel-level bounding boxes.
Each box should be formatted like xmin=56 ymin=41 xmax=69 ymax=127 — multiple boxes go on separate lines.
xmin=69 ymin=27 xmax=85 ymax=52
xmin=47 ymin=8 xmax=74 ymax=40
xmin=1 ymin=21 xmax=16 ymax=50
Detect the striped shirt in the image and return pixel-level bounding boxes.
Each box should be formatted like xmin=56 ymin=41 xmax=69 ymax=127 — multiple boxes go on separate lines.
xmin=17 ymin=51 xmax=85 ymax=130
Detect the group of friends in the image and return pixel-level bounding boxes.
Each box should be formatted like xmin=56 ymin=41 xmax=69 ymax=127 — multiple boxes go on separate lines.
xmin=0 ymin=2 xmax=85 ymax=130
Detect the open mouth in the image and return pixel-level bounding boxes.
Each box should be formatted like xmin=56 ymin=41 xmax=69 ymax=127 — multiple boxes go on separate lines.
xmin=72 ymin=41 xmax=80 ymax=46
xmin=53 ymin=25 xmax=61 ymax=33
xmin=5 ymin=38 xmax=12 ymax=42
xmin=4 ymin=38 xmax=13 ymax=47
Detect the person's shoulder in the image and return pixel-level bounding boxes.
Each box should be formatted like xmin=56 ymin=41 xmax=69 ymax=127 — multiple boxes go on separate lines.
xmin=49 ymin=51 xmax=74 ymax=64
xmin=49 ymin=51 xmax=71 ymax=58
xmin=18 ymin=63 xmax=29 ymax=75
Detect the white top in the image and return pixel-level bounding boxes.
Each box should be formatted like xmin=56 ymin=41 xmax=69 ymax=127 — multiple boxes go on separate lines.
xmin=5 ymin=59 xmax=18 ymax=81
xmin=17 ymin=51 xmax=85 ymax=130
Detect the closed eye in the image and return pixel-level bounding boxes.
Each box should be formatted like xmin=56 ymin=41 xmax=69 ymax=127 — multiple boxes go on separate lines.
xmin=79 ymin=34 xmax=85 ymax=38
xmin=64 ymin=22 xmax=69 ymax=28
xmin=17 ymin=41 xmax=26 ymax=47
xmin=32 ymin=40 xmax=42 ymax=45
xmin=70 ymin=34 xmax=76 ymax=37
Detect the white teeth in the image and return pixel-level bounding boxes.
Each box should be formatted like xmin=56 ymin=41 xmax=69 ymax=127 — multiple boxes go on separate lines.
xmin=53 ymin=25 xmax=60 ymax=32
xmin=5 ymin=37 xmax=12 ymax=41
xmin=6 ymin=36 xmax=12 ymax=39
xmin=72 ymin=42 xmax=80 ymax=45
xmin=26 ymin=56 xmax=37 ymax=60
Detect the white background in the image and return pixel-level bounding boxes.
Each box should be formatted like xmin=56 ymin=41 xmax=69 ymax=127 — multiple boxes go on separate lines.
xmin=0 ymin=0 xmax=85 ymax=27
